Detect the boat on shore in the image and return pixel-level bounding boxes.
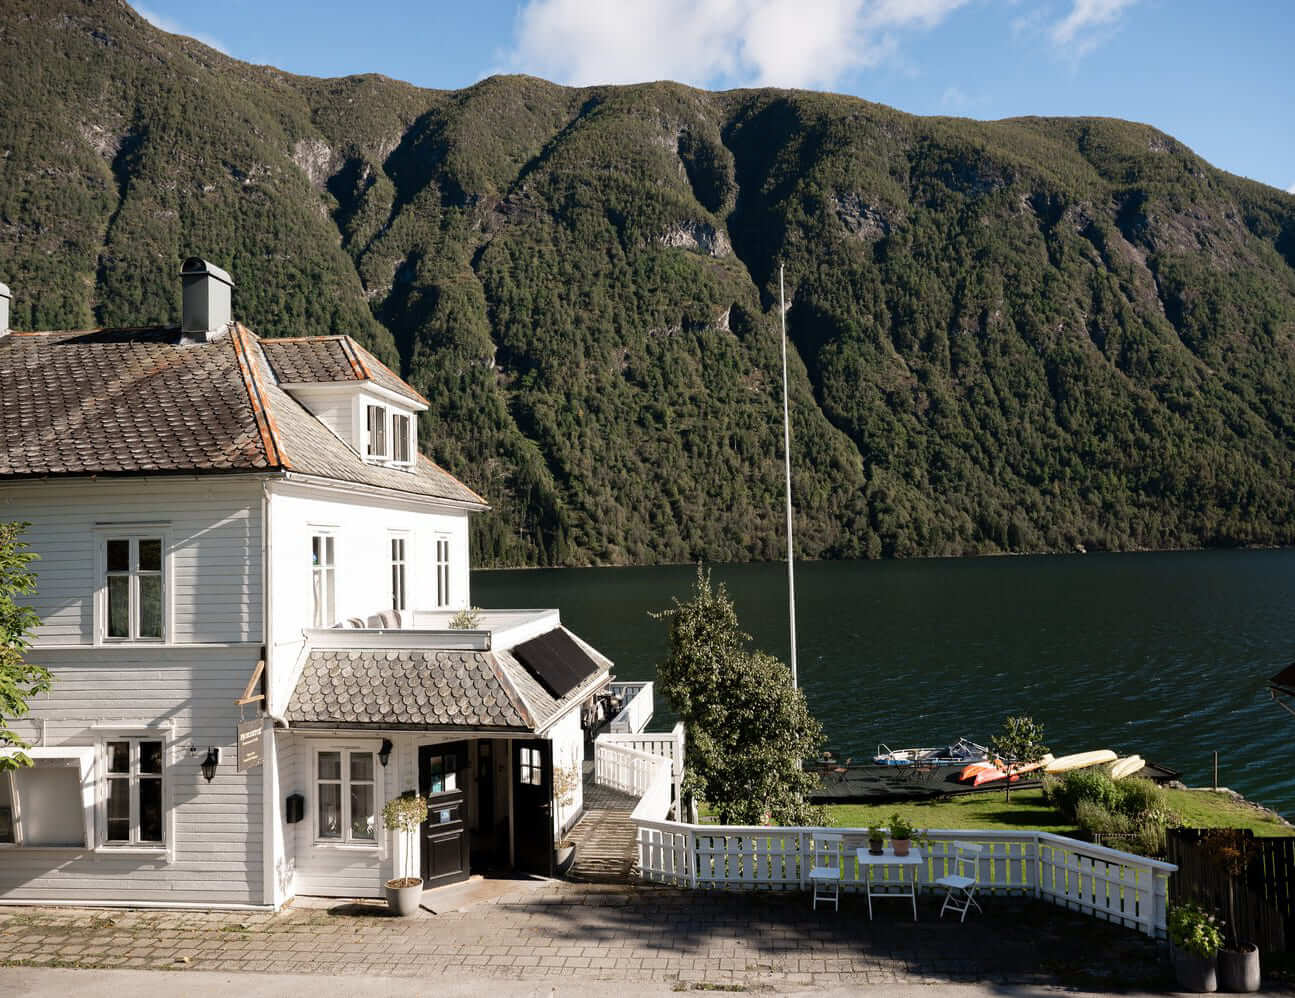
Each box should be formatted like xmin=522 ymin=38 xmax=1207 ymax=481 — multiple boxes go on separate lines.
xmin=1044 ymin=749 xmax=1117 ymax=774
xmin=873 ymin=737 xmax=989 ymax=767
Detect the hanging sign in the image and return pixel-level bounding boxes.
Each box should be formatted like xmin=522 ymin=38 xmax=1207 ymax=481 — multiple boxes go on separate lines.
xmin=237 ymin=719 xmax=262 ymax=772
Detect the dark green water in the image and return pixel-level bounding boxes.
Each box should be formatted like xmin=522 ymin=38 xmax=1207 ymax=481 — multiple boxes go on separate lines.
xmin=473 ymin=551 xmax=1295 ymax=818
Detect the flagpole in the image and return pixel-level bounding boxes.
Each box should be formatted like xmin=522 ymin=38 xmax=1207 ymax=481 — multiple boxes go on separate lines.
xmin=779 ymin=264 xmax=798 ymax=688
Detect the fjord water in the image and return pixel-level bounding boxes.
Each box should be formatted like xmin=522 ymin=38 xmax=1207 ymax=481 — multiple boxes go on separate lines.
xmin=474 ymin=550 xmax=1295 ymax=819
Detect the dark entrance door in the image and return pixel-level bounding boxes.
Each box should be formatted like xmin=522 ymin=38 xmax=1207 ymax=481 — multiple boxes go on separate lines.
xmin=512 ymin=739 xmax=553 ymax=876
xmin=419 ymin=741 xmax=469 ymax=888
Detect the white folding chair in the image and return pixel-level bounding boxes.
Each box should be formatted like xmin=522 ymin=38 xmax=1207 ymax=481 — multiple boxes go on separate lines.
xmin=808 ymin=833 xmax=843 ymax=911
xmin=934 ymin=841 xmax=983 ymax=922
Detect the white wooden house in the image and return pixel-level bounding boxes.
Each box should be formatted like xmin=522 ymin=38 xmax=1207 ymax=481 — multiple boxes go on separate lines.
xmin=0 ymin=260 xmax=635 ymax=908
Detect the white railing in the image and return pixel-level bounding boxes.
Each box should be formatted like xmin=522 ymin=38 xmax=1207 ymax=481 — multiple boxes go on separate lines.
xmin=631 ymin=822 xmax=1176 ymax=938
xmin=608 ymin=681 xmax=654 ymax=734
xmin=597 ymin=723 xmax=685 ymax=816
xmin=594 ymin=739 xmax=665 ymax=797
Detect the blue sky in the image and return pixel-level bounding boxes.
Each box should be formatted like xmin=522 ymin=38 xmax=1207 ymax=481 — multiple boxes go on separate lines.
xmin=134 ymin=0 xmax=1293 ymax=193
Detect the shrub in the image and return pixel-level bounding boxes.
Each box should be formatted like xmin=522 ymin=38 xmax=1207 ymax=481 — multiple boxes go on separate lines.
xmin=887 ymin=812 xmax=918 ymax=840
xmin=1054 ymin=769 xmax=1118 ymax=819
xmin=1075 ymin=799 xmax=1133 ymax=838
xmin=1112 ymin=777 xmax=1167 ymax=819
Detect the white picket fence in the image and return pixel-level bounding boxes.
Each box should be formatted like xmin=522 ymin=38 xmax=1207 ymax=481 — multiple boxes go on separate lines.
xmin=632 ymin=819 xmax=1176 ymax=937
xmin=597 ymin=722 xmax=685 ymax=808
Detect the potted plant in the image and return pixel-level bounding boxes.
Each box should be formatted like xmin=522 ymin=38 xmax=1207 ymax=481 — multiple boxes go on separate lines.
xmin=1168 ymin=901 xmax=1223 ymax=993
xmin=888 ymin=813 xmax=918 ymax=856
xmin=552 ymin=762 xmax=581 ymax=876
xmin=382 ymin=792 xmax=429 ymax=917
xmin=1201 ymin=829 xmax=1262 ymax=992
xmin=866 ymin=825 xmax=885 ymax=855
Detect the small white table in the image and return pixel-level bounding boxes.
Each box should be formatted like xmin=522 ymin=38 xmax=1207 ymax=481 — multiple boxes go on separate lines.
xmin=856 ymin=847 xmax=923 ymax=920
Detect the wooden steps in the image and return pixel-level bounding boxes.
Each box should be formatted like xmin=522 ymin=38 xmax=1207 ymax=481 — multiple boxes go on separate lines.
xmin=564 ymin=779 xmax=640 ymax=884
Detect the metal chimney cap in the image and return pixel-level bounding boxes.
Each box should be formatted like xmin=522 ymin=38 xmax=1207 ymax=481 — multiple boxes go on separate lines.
xmin=180 ymin=258 xmax=234 ymax=288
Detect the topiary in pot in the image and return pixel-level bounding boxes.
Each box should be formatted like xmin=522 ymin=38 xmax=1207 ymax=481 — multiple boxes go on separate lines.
xmin=887 ymin=813 xmax=918 ymax=856
xmin=1168 ymin=901 xmax=1222 ymax=993
xmin=383 ymin=792 xmax=429 ymax=916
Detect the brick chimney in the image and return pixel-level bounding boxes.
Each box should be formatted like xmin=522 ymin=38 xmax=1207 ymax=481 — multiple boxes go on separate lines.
xmin=180 ymin=258 xmax=234 ymax=343
xmin=0 ymin=280 xmax=9 ymax=338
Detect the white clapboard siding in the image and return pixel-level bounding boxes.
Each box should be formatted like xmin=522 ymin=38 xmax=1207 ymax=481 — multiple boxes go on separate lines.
xmin=6 ymin=479 xmax=262 ymax=646
xmin=265 ymin=481 xmax=472 ymax=714
xmin=0 ymin=646 xmax=266 ymax=906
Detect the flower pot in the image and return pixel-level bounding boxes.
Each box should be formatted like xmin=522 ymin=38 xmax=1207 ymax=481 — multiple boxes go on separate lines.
xmin=384 ymin=877 xmax=423 ymax=917
xmin=1218 ymin=944 xmax=1260 ymax=993
xmin=1171 ymin=942 xmax=1218 ymax=993
xmin=868 ymin=839 xmax=884 ymax=856
xmin=892 ymin=838 xmax=911 ymax=857
xmin=555 ymin=842 xmax=577 ymax=877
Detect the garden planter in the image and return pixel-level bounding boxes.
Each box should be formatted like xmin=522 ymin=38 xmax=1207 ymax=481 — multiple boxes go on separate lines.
xmin=867 ymin=838 xmax=884 ymax=856
xmin=1218 ymin=944 xmax=1260 ymax=993
xmin=891 ymin=838 xmax=911 ymax=857
xmin=555 ymin=842 xmax=577 ymax=877
xmin=384 ymin=877 xmax=424 ymax=917
xmin=1171 ymin=942 xmax=1218 ymax=993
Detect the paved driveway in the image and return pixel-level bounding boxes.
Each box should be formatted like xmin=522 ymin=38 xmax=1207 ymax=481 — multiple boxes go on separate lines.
xmin=0 ymin=878 xmax=1168 ymax=992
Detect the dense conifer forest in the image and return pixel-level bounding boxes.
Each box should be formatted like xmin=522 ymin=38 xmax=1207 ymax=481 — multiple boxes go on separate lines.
xmin=4 ymin=0 xmax=1295 ymax=566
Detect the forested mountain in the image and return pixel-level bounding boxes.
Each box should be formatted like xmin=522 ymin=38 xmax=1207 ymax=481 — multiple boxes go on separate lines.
xmin=4 ymin=0 xmax=1295 ymax=566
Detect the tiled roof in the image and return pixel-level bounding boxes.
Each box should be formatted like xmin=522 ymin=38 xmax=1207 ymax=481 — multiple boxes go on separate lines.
xmin=0 ymin=328 xmax=273 ymax=476
xmin=284 ymin=648 xmax=535 ymax=730
xmin=0 ymin=325 xmax=484 ymax=507
xmin=260 ymin=336 xmax=429 ymax=407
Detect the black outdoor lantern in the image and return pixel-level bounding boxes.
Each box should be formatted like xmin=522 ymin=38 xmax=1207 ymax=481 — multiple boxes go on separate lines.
xmin=379 ymin=739 xmax=394 ymax=768
xmin=201 ymin=747 xmax=220 ymax=783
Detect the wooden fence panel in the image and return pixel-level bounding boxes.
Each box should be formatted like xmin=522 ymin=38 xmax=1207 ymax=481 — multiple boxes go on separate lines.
xmin=1167 ymin=828 xmax=1293 ymax=953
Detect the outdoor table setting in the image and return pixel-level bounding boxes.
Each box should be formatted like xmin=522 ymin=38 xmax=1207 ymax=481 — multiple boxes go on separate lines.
xmin=856 ymin=845 xmax=923 ymax=920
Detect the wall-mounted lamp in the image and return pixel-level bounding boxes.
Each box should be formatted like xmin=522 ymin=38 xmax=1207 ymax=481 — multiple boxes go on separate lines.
xmin=201 ymin=747 xmax=221 ymax=783
xmin=379 ymin=739 xmax=393 ymax=768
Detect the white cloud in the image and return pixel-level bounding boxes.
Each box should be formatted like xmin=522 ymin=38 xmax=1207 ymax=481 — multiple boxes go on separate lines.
xmin=504 ymin=0 xmax=971 ymax=90
xmin=1287 ymin=182 xmax=1295 ymax=195
xmin=135 ymin=5 xmax=229 ymax=55
xmin=1050 ymin=0 xmax=1138 ymax=56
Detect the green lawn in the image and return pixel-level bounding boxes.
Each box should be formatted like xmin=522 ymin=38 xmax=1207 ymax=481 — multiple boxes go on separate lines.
xmin=824 ymin=788 xmax=1294 ymax=837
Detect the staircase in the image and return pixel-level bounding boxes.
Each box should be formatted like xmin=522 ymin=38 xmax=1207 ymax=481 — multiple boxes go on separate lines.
xmin=563 ymin=767 xmax=640 ymax=884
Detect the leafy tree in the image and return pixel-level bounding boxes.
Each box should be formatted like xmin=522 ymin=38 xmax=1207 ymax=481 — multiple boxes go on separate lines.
xmin=1 ymin=523 xmax=51 ymax=772
xmin=989 ymin=714 xmax=1049 ymax=802
xmin=654 ymin=566 xmax=826 ymax=826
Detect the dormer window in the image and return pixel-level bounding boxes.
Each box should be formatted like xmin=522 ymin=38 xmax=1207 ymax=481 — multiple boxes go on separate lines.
xmin=365 ymin=405 xmax=387 ymax=459
xmin=392 ymin=414 xmax=412 ymax=465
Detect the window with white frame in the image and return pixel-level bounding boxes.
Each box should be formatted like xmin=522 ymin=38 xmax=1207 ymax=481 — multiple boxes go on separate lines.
xmin=435 ymin=536 xmax=450 ymax=608
xmin=390 ymin=535 xmax=408 ymax=612
xmin=0 ymin=758 xmax=87 ymax=848
xmin=311 ymin=533 xmax=336 ymax=627
xmin=366 ymin=404 xmax=387 ymax=459
xmin=101 ymin=738 xmax=164 ymax=845
xmin=316 ymin=748 xmax=376 ymax=843
xmin=517 ymin=746 xmax=543 ymax=787
xmin=392 ymin=413 xmax=412 ymax=465
xmin=102 ymin=535 xmax=165 ymax=641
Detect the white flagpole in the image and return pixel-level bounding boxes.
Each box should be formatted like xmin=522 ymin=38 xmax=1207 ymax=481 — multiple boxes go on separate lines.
xmin=779 ymin=264 xmax=799 ymax=688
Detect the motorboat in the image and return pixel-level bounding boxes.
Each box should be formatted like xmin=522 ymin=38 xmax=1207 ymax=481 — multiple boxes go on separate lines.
xmin=872 ymin=736 xmax=989 ymax=767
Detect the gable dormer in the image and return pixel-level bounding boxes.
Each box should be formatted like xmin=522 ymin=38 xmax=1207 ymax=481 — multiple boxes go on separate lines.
xmin=259 ymin=336 xmax=428 ymax=470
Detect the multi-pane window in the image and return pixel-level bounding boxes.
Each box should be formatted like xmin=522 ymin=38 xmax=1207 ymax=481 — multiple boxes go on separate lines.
xmin=392 ymin=414 xmax=412 ymax=464
xmin=316 ymin=749 xmax=376 ymax=843
xmin=517 ymin=747 xmax=543 ymax=787
xmin=435 ymin=537 xmax=450 ymax=608
xmin=425 ymin=752 xmax=457 ymax=795
xmin=390 ymin=537 xmax=407 ymax=612
xmin=311 ymin=534 xmax=335 ymax=627
xmin=104 ymin=537 xmax=164 ymax=640
xmin=103 ymin=739 xmax=164 ymax=845
xmin=366 ymin=405 xmax=387 ymax=458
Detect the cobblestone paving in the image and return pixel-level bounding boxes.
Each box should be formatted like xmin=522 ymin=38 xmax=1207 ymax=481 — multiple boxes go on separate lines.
xmin=0 ymin=882 xmax=1169 ymax=991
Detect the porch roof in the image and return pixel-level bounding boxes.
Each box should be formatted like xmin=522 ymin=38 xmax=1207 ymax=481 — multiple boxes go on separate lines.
xmin=284 ymin=626 xmax=612 ymax=732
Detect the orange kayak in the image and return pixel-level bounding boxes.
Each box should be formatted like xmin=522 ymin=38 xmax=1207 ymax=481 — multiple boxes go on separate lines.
xmin=971 ymin=754 xmax=1055 ymax=785
xmin=972 ymin=767 xmax=1020 ymax=786
xmin=959 ymin=763 xmax=997 ymax=782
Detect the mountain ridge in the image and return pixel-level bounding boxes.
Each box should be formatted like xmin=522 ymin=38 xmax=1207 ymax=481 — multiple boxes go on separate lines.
xmin=3 ymin=0 xmax=1295 ymax=566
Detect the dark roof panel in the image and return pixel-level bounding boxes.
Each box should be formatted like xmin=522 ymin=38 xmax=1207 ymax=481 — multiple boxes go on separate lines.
xmin=511 ymin=628 xmax=603 ymax=700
